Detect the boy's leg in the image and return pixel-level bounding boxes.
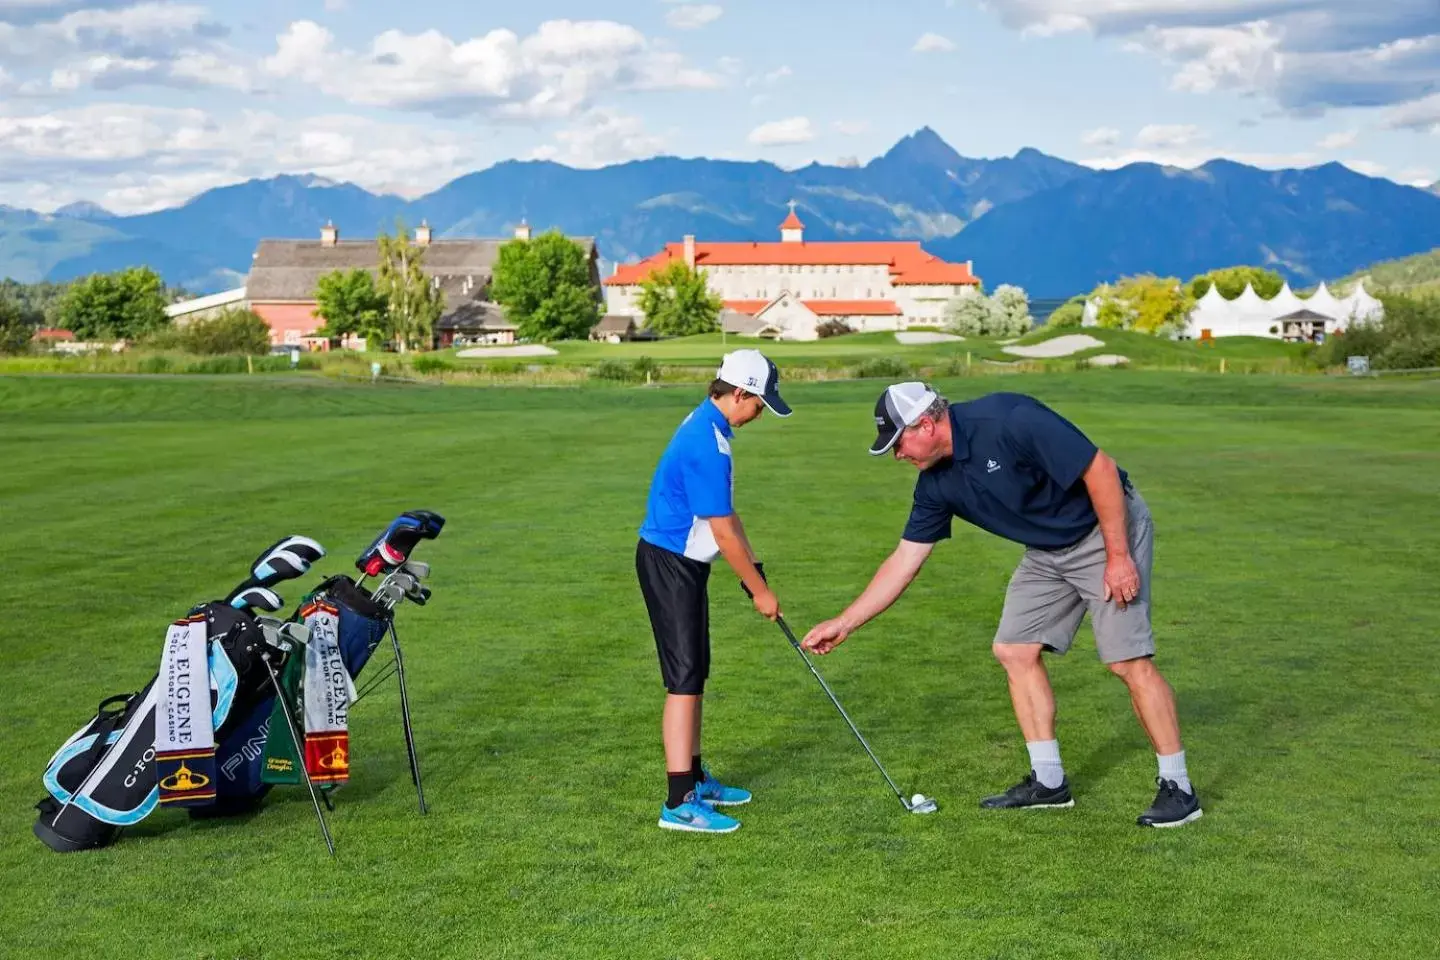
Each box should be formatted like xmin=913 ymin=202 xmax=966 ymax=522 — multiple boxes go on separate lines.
xmin=637 ymin=540 xmax=737 ymax=831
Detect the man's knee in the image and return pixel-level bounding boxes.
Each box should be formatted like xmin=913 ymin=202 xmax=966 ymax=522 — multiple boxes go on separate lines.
xmin=992 ymin=641 xmax=1044 ymax=670
xmin=1107 ymin=655 xmax=1158 ymax=682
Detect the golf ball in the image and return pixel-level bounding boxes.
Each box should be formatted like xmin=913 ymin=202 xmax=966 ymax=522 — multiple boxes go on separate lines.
xmin=911 ymin=794 xmax=925 ymax=805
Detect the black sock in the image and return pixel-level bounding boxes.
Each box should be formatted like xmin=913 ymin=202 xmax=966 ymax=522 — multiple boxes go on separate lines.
xmin=691 ymin=754 xmax=704 ymax=786
xmin=666 ymin=772 xmax=693 ymax=809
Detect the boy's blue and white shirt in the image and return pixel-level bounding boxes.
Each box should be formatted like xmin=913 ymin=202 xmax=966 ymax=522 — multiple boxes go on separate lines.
xmin=639 ymin=398 xmax=735 ymax=562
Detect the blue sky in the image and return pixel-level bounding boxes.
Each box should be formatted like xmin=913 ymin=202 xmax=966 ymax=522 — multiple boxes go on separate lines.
xmin=0 ymin=0 xmax=1436 ymax=212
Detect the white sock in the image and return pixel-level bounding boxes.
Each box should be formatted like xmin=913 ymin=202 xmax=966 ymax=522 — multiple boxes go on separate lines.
xmin=1026 ymin=739 xmax=1065 ymax=789
xmin=1158 ymin=751 xmax=1191 ymax=794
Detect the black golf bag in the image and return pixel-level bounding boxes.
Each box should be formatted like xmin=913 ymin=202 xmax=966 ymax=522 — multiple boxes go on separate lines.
xmin=34 ymin=602 xmax=279 ymax=852
xmin=32 ymin=512 xmax=441 ymax=854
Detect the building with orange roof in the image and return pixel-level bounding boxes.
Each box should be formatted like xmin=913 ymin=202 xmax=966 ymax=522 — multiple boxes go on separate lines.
xmin=602 ymin=201 xmax=981 ymax=340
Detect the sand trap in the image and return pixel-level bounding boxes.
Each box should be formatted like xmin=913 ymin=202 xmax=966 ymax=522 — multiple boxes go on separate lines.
xmin=1085 ymin=354 xmax=1129 ymax=367
xmin=1002 ymin=334 xmax=1105 ymax=358
xmin=456 ymin=344 xmax=558 ymax=358
xmin=895 ymin=331 xmax=963 ymax=344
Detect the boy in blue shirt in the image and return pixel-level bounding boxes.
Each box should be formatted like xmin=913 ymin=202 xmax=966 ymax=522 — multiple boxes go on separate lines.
xmin=637 ymin=349 xmax=791 ymax=833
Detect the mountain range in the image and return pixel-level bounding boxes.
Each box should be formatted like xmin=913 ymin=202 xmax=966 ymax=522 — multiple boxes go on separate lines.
xmin=4 ymin=127 xmax=1440 ymax=299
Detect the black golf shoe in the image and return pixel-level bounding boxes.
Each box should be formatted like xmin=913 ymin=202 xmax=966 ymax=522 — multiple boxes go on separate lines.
xmin=979 ymin=771 xmax=1074 ymax=810
xmin=1136 ymin=778 xmax=1203 ymax=828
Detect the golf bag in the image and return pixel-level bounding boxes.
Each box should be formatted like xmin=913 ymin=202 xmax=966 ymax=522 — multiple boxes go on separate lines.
xmin=32 ymin=513 xmax=442 ymax=854
xmin=34 ymin=602 xmax=279 ymax=852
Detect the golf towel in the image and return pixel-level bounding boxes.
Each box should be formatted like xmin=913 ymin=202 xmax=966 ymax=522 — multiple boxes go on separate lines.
xmin=300 ymin=601 xmax=356 ymax=784
xmin=155 ymin=614 xmax=217 ymax=806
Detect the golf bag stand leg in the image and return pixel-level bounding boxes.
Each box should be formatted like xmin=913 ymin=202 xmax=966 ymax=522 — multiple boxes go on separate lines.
xmin=261 ymin=652 xmax=336 ymax=857
xmin=388 ymin=621 xmax=427 ymax=815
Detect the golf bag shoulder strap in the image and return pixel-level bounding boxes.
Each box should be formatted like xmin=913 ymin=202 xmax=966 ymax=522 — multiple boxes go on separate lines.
xmin=73 ymin=693 xmax=137 ymax=771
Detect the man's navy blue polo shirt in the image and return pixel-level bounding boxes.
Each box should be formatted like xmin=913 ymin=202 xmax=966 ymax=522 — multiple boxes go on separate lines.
xmin=902 ymin=393 xmax=1129 ymax=550
xmin=639 ymin=398 xmax=734 ymax=562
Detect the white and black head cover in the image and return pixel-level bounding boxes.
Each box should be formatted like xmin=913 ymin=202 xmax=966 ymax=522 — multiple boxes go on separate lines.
xmin=716 ymin=349 xmax=792 ymax=417
xmin=870 ymin=381 xmax=939 ymax=455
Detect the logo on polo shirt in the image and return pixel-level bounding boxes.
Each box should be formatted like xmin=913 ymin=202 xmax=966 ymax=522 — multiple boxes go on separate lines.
xmin=986 ymin=459 xmax=1001 ymax=473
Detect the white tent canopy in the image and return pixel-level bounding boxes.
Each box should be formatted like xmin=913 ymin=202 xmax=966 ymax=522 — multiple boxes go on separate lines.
xmin=1082 ymin=277 xmax=1385 ymax=340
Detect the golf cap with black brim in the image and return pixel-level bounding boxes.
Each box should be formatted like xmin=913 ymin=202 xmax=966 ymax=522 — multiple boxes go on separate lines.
xmin=870 ymin=381 xmax=938 ymax=455
xmin=717 ymin=348 xmax=792 ymax=417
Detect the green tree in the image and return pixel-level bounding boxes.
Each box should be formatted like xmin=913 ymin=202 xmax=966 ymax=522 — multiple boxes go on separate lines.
xmin=314 ymin=268 xmax=388 ymax=344
xmin=56 ymin=267 xmax=169 ymax=341
xmin=1110 ymin=275 xmax=1192 ymax=335
xmin=1189 ymin=266 xmax=1285 ymax=300
xmin=490 ymin=229 xmax=599 ymax=342
xmin=637 ymin=260 xmax=722 ymax=336
xmin=944 ymin=291 xmax=1006 ymax=336
xmin=377 ymin=220 xmax=442 ymax=353
xmin=1083 ymin=276 xmax=1192 ymax=336
xmin=180 ymin=309 xmax=272 ymax=355
xmin=1046 ymin=298 xmax=1086 ymax=329
xmin=0 ymin=295 xmax=33 ymax=354
xmin=991 ymin=284 xmax=1034 ymax=337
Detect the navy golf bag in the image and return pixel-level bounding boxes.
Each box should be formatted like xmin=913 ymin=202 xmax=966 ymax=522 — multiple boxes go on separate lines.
xmin=34 ymin=602 xmax=279 ymax=852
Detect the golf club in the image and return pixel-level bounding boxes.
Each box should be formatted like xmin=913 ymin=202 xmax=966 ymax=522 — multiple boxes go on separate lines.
xmin=775 ymin=616 xmax=938 ymax=815
xmin=229 ymin=586 xmax=284 ymax=615
xmin=224 ymin=535 xmax=326 ymax=605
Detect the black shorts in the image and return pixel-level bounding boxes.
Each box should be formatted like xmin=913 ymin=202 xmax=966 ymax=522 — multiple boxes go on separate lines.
xmin=635 ymin=538 xmax=711 ymax=695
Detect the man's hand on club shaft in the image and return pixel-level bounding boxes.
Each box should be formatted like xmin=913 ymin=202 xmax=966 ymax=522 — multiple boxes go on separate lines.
xmin=802 ymin=617 xmax=851 ymax=654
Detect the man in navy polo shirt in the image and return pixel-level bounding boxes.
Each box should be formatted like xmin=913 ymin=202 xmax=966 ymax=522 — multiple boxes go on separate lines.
xmin=802 ymin=382 xmax=1201 ymax=828
xmin=636 ymin=348 xmax=792 ymax=834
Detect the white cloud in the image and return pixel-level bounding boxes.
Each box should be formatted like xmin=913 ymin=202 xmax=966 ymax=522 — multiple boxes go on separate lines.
xmin=1081 ymin=125 xmax=1120 ymax=146
xmin=1317 ymin=129 xmax=1357 ymax=149
xmin=744 ymin=64 xmax=791 ymax=87
xmin=1383 ymin=92 xmax=1440 ymax=133
xmin=664 ymin=3 xmax=723 ymax=30
xmin=747 ymin=116 xmax=815 ymax=146
xmin=323 ymin=0 xmax=346 ymax=9
xmin=262 ymin=18 xmax=720 ymax=120
xmin=0 ymin=102 xmax=490 ymax=213
xmin=0 ymin=0 xmax=135 ymax=26
xmin=832 ymin=120 xmax=869 ymax=135
xmin=1137 ymin=22 xmax=1283 ymax=95
xmin=1136 ymin=123 xmax=1206 ymax=148
xmin=980 ymin=1 xmax=1440 ymax=116
xmin=913 ymin=32 xmax=956 ymax=53
xmin=528 ymin=109 xmax=667 ymax=166
xmin=0 ymin=2 xmax=251 ymax=92
xmin=1022 ymin=13 xmax=1090 ymax=38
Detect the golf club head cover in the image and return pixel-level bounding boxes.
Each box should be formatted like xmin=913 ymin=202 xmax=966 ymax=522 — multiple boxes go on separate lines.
xmin=740 ymin=562 xmax=767 ymax=599
xmin=223 ymin=535 xmax=326 ymax=603
xmin=355 ymin=510 xmax=445 ymax=577
xmin=230 ymin=586 xmax=284 ymax=614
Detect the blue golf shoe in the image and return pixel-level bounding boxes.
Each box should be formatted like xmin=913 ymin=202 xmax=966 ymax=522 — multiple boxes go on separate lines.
xmin=695 ymin=765 xmax=752 ymax=807
xmin=658 ymin=791 xmax=740 ymax=834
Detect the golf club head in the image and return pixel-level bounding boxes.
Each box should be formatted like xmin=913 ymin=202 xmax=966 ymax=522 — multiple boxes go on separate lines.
xmin=905 ymin=793 xmax=939 ymax=814
xmin=355 ymin=510 xmax=445 ymax=577
xmin=230 ymin=586 xmax=284 ymax=615
xmin=224 ymin=535 xmax=326 ymax=603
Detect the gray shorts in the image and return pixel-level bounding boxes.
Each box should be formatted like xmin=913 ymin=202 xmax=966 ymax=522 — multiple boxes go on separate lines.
xmin=994 ymin=487 xmax=1155 ymax=664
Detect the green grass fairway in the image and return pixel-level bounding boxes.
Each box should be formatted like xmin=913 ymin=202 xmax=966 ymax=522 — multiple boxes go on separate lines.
xmin=1 ymin=372 xmax=1436 ymax=959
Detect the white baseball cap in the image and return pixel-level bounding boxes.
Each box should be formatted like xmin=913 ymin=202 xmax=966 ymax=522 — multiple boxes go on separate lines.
xmin=870 ymin=381 xmax=938 ymax=454
xmin=716 ymin=349 xmax=792 ymax=417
